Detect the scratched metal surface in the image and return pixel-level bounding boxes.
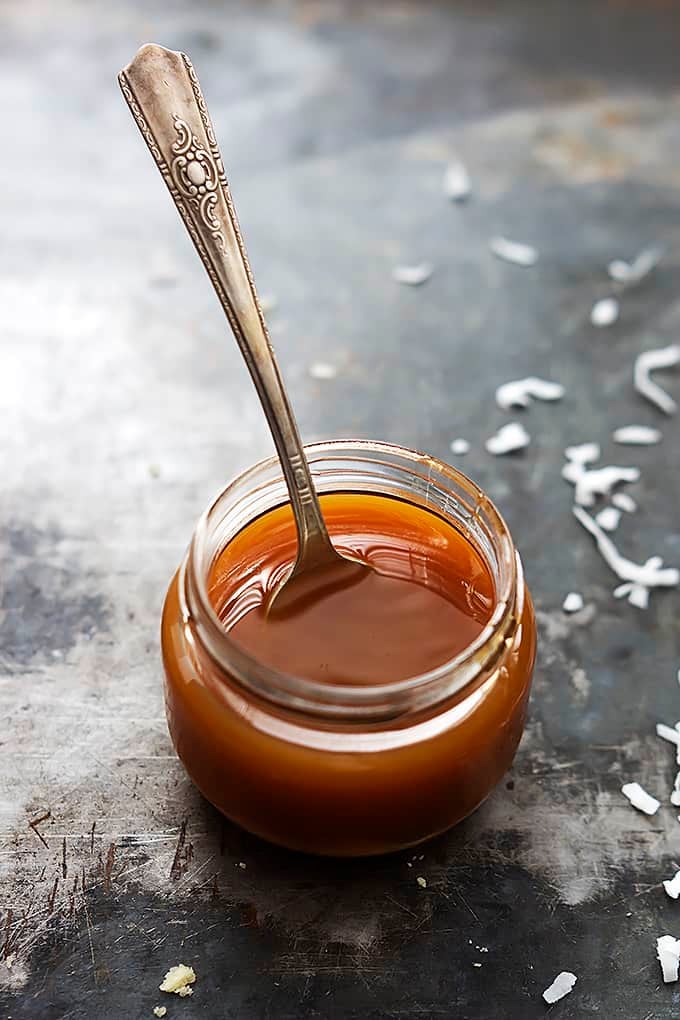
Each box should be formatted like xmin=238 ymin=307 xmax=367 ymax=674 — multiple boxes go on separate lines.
xmin=3 ymin=1 xmax=680 ymax=1017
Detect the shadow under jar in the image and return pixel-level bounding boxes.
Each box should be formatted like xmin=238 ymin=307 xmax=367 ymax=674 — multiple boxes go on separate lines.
xmin=161 ymin=440 xmax=536 ymax=856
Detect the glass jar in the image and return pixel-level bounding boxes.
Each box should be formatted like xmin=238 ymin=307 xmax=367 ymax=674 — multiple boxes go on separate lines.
xmin=161 ymin=440 xmax=536 ymax=856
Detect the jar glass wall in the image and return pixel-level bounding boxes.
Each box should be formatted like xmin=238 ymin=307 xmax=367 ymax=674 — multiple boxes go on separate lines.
xmin=161 ymin=441 xmax=536 ymax=856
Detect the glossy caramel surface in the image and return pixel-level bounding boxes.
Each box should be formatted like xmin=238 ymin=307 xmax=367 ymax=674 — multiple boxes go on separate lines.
xmin=208 ymin=493 xmax=494 ymax=685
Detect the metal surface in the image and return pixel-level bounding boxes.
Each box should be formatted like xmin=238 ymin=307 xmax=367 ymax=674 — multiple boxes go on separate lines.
xmin=120 ymin=44 xmax=360 ymax=610
xmin=3 ymin=1 xmax=680 ymax=1017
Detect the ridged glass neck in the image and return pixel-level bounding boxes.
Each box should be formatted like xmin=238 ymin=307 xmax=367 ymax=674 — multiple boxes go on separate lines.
xmin=183 ymin=440 xmax=521 ymax=722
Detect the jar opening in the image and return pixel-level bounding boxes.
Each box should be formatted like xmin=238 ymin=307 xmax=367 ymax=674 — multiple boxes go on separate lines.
xmin=183 ymin=440 xmax=520 ymax=721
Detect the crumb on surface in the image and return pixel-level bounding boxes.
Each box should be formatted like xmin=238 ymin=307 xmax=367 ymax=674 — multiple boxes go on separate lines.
xmin=159 ymin=963 xmax=196 ymax=996
xmin=416 ymin=876 xmax=427 ymax=888
xmin=153 ymin=1008 xmax=167 ymax=1018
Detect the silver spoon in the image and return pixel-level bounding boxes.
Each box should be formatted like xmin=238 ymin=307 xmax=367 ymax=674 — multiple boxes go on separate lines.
xmin=119 ymin=44 xmax=371 ymax=614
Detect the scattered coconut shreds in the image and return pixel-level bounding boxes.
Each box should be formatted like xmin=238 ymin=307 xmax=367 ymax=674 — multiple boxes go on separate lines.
xmin=612 ymin=491 xmax=637 ymax=513
xmin=664 ymin=872 xmax=680 ymax=900
xmin=159 ymin=964 xmax=196 ymax=997
xmin=153 ymin=1009 xmax=167 ymax=1019
xmin=308 ymin=361 xmax=337 ymax=381
xmin=573 ymin=506 xmax=679 ymax=607
xmin=392 ymin=263 xmax=433 ymax=286
xmin=590 ymin=297 xmax=619 ymax=327
xmin=608 ymin=246 xmax=663 ymax=285
xmin=485 ymin=422 xmax=530 ymax=455
xmin=562 ymin=592 xmax=584 ymax=614
xmin=542 ymin=972 xmax=577 ymax=1005
xmin=634 ymin=344 xmax=680 ymax=415
xmin=565 ymin=442 xmax=600 ymax=465
xmin=489 ymin=237 xmax=538 ymax=267
xmin=595 ymin=506 xmax=621 ymax=533
xmin=657 ymin=935 xmax=680 ymax=983
xmin=450 ymin=438 xmax=470 ymax=455
xmin=613 ymin=425 xmax=662 ymax=445
xmin=416 ymin=876 xmax=427 ymax=888
xmin=672 ymin=772 xmax=680 ymax=807
xmin=495 ymin=377 xmax=565 ymax=410
xmin=563 ymin=460 xmax=640 ymax=508
xmin=621 ymin=782 xmax=660 ymax=816
xmin=443 ymin=160 xmax=471 ymax=202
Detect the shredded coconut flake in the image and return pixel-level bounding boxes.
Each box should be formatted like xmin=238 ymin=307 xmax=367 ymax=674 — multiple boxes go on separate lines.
xmin=664 ymin=872 xmax=680 ymax=900
xmin=495 ymin=377 xmax=564 ymax=410
xmin=656 ymin=723 xmax=680 ymax=747
xmin=485 ymin=422 xmax=530 ymax=455
xmin=489 ymin=237 xmax=538 ymax=267
xmin=563 ymin=461 xmax=639 ymax=508
xmin=562 ymin=592 xmax=584 ymax=614
xmin=153 ymin=1009 xmax=167 ymax=1019
xmin=450 ymin=438 xmax=470 ymax=455
xmin=443 ymin=160 xmax=471 ymax=202
xmin=542 ymin=972 xmax=577 ymax=1004
xmin=657 ymin=935 xmax=680 ymax=983
xmin=574 ymin=506 xmax=679 ymax=607
xmin=634 ymin=344 xmax=680 ymax=415
xmin=595 ymin=506 xmax=621 ymax=532
xmin=671 ymin=772 xmax=680 ymax=807
xmin=612 ymin=492 xmax=637 ymax=513
xmin=392 ymin=263 xmax=433 ymax=286
xmin=565 ymin=442 xmax=600 ymax=465
xmin=590 ymin=297 xmax=619 ymax=327
xmin=621 ymin=782 xmax=660 ymax=815
xmin=308 ymin=361 xmax=337 ymax=380
xmin=608 ymin=246 xmax=662 ymax=285
xmin=613 ymin=425 xmax=661 ymax=445
xmin=416 ymin=876 xmax=427 ymax=888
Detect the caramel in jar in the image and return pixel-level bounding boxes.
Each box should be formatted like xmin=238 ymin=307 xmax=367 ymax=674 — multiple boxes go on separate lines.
xmin=161 ymin=442 xmax=536 ymax=856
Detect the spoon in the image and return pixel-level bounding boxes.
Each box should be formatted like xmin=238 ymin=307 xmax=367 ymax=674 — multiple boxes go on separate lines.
xmin=119 ymin=44 xmax=371 ymax=615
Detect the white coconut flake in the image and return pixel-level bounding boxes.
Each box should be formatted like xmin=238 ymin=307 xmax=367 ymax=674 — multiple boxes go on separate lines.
xmin=564 ymin=442 xmax=600 ymax=465
xmin=392 ymin=263 xmax=433 ymax=286
xmin=574 ymin=506 xmax=679 ymax=607
xmin=634 ymin=344 xmax=680 ymax=415
xmin=562 ymin=592 xmax=584 ymax=614
xmin=308 ymin=361 xmax=337 ymax=380
xmin=542 ymin=972 xmax=577 ymax=1004
xmin=443 ymin=160 xmax=471 ymax=202
xmin=657 ymin=935 xmax=680 ymax=983
xmin=621 ymin=782 xmax=660 ymax=815
xmin=595 ymin=507 xmax=621 ymax=532
xmin=485 ymin=422 xmax=530 ymax=455
xmin=608 ymin=246 xmax=662 ymax=285
xmin=671 ymin=772 xmax=680 ymax=807
xmin=613 ymin=425 xmax=661 ymax=445
xmin=450 ymin=438 xmax=470 ymax=455
xmin=489 ymin=237 xmax=538 ymax=267
xmin=612 ymin=492 xmax=637 ymax=513
xmin=563 ymin=461 xmax=640 ymax=507
xmin=590 ymin=297 xmax=619 ymax=327
xmin=495 ymin=377 xmax=565 ymax=410
xmin=664 ymin=872 xmax=680 ymax=900
xmin=656 ymin=723 xmax=680 ymax=747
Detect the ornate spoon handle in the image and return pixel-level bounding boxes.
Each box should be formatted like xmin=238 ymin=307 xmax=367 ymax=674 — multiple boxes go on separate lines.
xmin=119 ymin=44 xmax=336 ymax=566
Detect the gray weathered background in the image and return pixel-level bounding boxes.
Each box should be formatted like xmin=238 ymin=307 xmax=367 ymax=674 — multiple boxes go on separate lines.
xmin=3 ymin=1 xmax=680 ymax=1017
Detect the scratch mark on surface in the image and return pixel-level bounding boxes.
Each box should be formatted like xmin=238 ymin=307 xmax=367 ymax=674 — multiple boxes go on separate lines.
xmin=28 ymin=810 xmax=51 ymax=848
xmin=103 ymin=843 xmax=115 ymax=894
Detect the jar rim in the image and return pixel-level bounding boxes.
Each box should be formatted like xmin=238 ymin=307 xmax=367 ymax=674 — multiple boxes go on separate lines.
xmin=184 ymin=439 xmax=521 ymax=720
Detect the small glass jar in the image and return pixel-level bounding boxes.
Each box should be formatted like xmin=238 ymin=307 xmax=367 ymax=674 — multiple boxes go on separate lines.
xmin=161 ymin=440 xmax=536 ymax=856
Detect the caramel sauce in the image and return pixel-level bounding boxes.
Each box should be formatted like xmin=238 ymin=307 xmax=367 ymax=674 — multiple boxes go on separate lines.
xmin=207 ymin=492 xmax=494 ymax=684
